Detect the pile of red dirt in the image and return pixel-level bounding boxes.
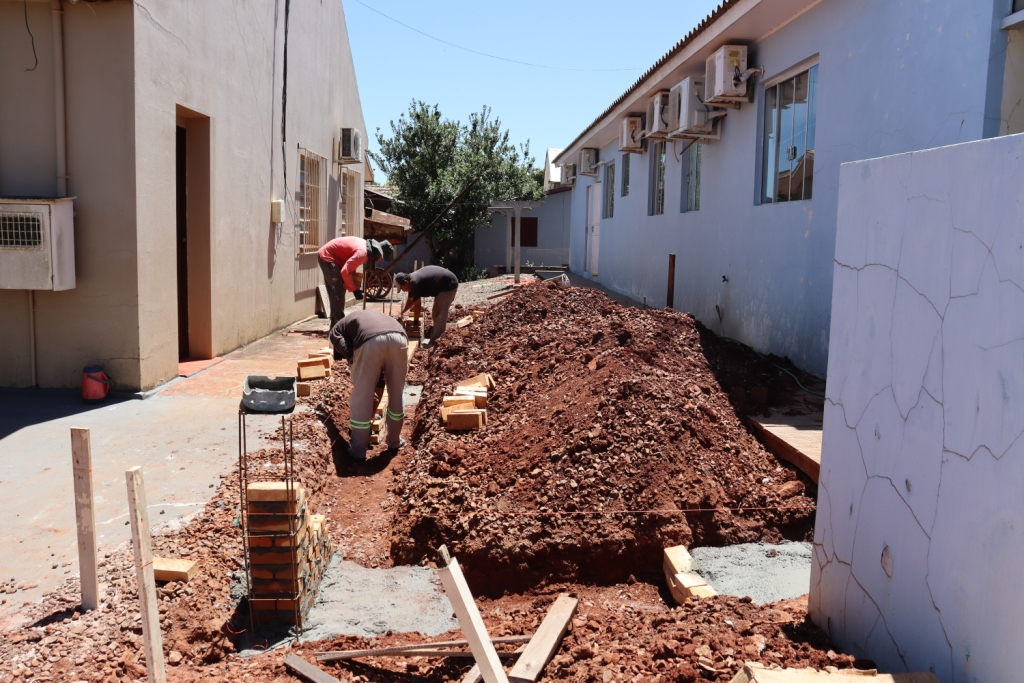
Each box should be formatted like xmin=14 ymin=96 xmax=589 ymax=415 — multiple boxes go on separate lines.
xmin=390 ymin=281 xmax=816 ymax=593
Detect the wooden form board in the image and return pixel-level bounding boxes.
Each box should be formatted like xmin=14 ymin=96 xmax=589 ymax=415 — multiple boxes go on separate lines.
xmin=730 ymin=663 xmax=938 ymax=683
xmin=284 ymin=653 xmax=342 ymax=683
xmin=125 ymin=466 xmax=166 ymax=683
xmin=437 ymin=552 xmax=510 ymax=683
xmin=663 ymin=545 xmax=716 ymax=603
xmin=463 ymin=645 xmax=527 ymax=683
xmin=747 ymin=412 xmax=822 ymax=483
xmin=316 ymin=636 xmax=532 ymax=662
xmin=445 ymin=409 xmax=486 ymax=430
xmin=508 ymin=595 xmax=577 ymax=683
xmin=70 ymin=428 xmax=99 ymax=611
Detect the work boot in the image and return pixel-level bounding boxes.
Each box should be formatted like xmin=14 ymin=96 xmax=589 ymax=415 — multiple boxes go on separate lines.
xmin=385 ymin=410 xmax=405 ymax=450
xmin=349 ymin=426 xmax=370 ymax=460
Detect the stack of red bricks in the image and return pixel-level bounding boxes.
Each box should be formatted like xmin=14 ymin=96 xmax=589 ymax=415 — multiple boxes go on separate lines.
xmin=246 ymin=482 xmax=333 ymax=626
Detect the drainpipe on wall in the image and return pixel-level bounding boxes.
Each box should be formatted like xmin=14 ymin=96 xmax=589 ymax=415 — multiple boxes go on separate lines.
xmin=30 ymin=0 xmax=68 ymax=387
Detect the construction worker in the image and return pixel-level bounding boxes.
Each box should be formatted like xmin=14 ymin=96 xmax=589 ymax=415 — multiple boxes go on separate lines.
xmin=394 ymin=265 xmax=459 ymax=347
xmin=328 ymin=309 xmax=408 ymax=460
xmin=318 ymin=237 xmax=395 ymax=325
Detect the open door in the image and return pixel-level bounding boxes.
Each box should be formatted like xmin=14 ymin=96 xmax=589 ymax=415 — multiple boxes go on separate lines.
xmin=589 ymin=181 xmax=601 ymax=276
xmin=175 ymin=126 xmax=189 ymax=360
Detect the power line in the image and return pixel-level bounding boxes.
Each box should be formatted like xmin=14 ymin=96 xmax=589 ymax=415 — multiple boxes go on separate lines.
xmin=351 ymin=0 xmax=643 ymax=73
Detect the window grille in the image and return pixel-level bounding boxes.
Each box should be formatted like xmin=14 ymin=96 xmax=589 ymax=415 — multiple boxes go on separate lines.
xmin=339 ymin=168 xmax=358 ymax=237
xmin=0 ymin=212 xmax=43 ymax=249
xmin=298 ymin=149 xmax=328 ymax=253
xmin=762 ymin=64 xmax=818 ymax=203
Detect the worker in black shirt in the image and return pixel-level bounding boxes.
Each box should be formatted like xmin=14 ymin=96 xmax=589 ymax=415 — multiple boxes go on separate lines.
xmin=394 ymin=265 xmax=459 ymax=346
xmin=328 ymin=310 xmax=408 ymax=460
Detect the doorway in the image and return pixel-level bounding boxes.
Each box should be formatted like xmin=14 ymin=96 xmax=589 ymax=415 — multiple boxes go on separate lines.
xmin=175 ymin=126 xmax=189 ymax=359
xmin=587 ymin=182 xmax=601 ymax=276
xmin=174 ymin=106 xmax=213 ymax=361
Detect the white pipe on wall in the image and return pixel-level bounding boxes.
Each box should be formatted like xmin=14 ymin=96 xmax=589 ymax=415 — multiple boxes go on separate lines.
xmin=52 ymin=0 xmax=67 ymax=198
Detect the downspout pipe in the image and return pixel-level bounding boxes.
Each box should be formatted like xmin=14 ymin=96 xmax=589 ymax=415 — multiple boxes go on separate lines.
xmin=52 ymin=0 xmax=67 ymax=198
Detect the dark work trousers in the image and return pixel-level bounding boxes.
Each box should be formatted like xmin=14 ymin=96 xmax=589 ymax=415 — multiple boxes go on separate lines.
xmin=318 ymin=256 xmax=347 ymax=327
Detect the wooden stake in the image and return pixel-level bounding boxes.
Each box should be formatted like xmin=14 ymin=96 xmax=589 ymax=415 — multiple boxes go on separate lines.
xmin=285 ymin=653 xmax=342 ymax=683
xmin=70 ymin=427 xmax=99 ymax=611
xmin=125 ymin=466 xmax=166 ymax=683
xmin=508 ymin=595 xmax=577 ymax=682
xmin=436 ymin=546 xmax=509 ymax=683
xmin=666 ymin=253 xmax=676 ymax=310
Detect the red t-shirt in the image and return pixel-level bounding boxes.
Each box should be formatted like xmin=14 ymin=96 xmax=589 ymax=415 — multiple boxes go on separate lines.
xmin=319 ymin=236 xmax=368 ymax=291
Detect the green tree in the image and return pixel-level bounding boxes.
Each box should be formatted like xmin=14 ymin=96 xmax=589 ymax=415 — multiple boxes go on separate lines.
xmin=370 ymin=101 xmax=543 ymax=277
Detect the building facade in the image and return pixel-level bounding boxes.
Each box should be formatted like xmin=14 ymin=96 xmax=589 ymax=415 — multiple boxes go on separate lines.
xmin=475 ymin=188 xmax=571 ymax=272
xmin=0 ymin=0 xmax=366 ymax=390
xmin=555 ymin=0 xmax=1020 ymax=376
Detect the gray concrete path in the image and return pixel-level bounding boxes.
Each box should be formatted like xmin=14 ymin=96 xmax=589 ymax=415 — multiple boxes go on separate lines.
xmin=0 ymin=320 xmax=329 ymax=627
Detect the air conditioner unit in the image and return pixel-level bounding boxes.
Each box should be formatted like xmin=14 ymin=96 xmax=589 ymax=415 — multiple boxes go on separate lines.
xmin=0 ymin=198 xmax=75 ymax=291
xmin=339 ymin=128 xmax=363 ymax=164
xmin=579 ymin=148 xmax=599 ymax=176
xmin=562 ymin=163 xmax=577 ymax=185
xmin=645 ymin=91 xmax=672 ymax=139
xmin=705 ymin=45 xmax=748 ymax=103
xmin=619 ymin=116 xmax=644 ymax=152
xmin=669 ymin=76 xmax=720 ymax=140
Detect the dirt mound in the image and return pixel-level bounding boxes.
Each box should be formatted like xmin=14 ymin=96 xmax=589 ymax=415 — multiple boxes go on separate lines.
xmin=390 ymin=281 xmax=815 ymax=593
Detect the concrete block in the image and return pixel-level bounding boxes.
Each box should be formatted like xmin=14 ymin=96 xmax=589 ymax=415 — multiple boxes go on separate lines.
xmin=663 ymin=545 xmax=693 ymax=574
xmin=152 ymin=558 xmax=198 ymax=583
xmin=246 ymin=482 xmax=305 ymax=502
xmin=446 ymin=410 xmax=485 ymax=431
xmin=297 ymin=361 xmax=326 ymax=380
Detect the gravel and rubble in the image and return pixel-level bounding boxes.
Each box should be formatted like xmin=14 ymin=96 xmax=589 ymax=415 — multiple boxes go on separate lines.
xmin=0 ymin=278 xmax=852 ymax=683
xmin=390 ymin=280 xmax=817 ymax=594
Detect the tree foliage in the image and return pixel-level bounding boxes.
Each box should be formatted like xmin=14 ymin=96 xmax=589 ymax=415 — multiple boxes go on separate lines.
xmin=370 ymin=101 xmax=544 ymax=276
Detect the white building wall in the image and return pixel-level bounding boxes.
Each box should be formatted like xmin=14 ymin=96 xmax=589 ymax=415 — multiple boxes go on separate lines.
xmin=563 ymin=0 xmax=1007 ymax=376
xmin=475 ymin=190 xmax=571 ymax=270
xmin=810 ymin=132 xmax=1024 ymax=683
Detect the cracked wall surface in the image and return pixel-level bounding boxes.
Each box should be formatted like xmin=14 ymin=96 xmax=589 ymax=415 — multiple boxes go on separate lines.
xmin=810 ymin=132 xmax=1024 ymax=682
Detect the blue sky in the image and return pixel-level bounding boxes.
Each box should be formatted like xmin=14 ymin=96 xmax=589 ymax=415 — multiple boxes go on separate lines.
xmin=346 ymin=0 xmax=722 ymax=178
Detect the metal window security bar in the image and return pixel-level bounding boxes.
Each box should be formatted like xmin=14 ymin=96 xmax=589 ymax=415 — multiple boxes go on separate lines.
xmin=603 ymin=163 xmax=615 ymax=218
xmin=0 ymin=212 xmax=43 ymax=248
xmin=298 ymin=149 xmax=328 ymax=253
xmin=621 ymin=153 xmax=630 ymax=197
xmin=762 ymin=64 xmax=818 ymax=203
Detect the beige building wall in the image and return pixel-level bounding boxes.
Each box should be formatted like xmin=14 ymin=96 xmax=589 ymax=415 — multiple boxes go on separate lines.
xmin=0 ymin=0 xmax=366 ymax=390
xmin=0 ymin=1 xmax=139 ymax=389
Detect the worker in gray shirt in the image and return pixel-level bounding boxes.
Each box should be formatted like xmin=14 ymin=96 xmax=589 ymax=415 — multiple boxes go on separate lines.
xmin=394 ymin=265 xmax=459 ymax=347
xmin=329 ymin=310 xmax=408 ymax=460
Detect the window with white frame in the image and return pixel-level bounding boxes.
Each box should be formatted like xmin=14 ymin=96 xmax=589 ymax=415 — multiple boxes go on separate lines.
xmin=681 ymin=142 xmax=701 ymax=213
xmin=621 ymin=153 xmax=630 ymax=196
xmin=298 ymin=149 xmax=327 ymax=253
xmin=762 ymin=64 xmax=818 ymax=203
xmin=648 ymin=141 xmax=666 ymax=215
xmin=603 ymin=163 xmax=615 ymax=218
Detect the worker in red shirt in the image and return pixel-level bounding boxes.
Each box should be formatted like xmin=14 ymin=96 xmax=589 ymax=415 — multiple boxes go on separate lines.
xmin=318 ymin=237 xmax=394 ymax=325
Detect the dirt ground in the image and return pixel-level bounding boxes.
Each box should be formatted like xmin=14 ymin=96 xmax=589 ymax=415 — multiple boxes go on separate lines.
xmin=0 ymin=280 xmax=853 ymax=683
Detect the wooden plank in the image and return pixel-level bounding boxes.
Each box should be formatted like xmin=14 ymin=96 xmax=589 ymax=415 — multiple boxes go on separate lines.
xmin=456 ymin=315 xmax=474 ymax=328
xmin=747 ymin=412 xmax=822 ymax=483
xmin=462 ymin=645 xmax=527 ymax=683
xmin=125 ymin=466 xmax=166 ymax=683
xmin=487 ymin=290 xmax=514 ymax=300
xmin=437 ymin=548 xmax=510 ymax=683
xmin=443 ymin=395 xmax=478 ymax=408
xmin=729 ymin=663 xmax=938 ymax=683
xmin=298 ymin=363 xmax=327 ymax=381
xmin=70 ymin=427 xmax=99 ymax=611
xmin=457 ymin=374 xmax=491 ymax=390
xmin=316 ymin=636 xmax=532 ymax=662
xmin=152 ymin=558 xmax=198 ymax=583
xmin=507 ymin=595 xmax=577 ymax=683
xmin=407 ymin=339 xmax=420 ymax=360
xmin=284 ymin=653 xmax=342 ymax=683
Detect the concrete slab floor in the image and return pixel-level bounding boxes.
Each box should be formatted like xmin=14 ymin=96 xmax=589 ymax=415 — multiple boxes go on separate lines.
xmin=0 ymin=318 xmax=331 ymax=627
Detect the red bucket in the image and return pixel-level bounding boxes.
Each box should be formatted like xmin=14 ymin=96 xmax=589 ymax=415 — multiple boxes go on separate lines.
xmin=82 ymin=365 xmax=111 ymax=403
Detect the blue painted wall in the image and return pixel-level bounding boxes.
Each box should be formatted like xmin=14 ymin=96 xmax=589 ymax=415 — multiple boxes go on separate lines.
xmin=565 ymin=0 xmax=1008 ymax=376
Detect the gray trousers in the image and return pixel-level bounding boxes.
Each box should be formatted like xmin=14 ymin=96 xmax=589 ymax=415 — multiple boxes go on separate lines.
xmin=348 ymin=332 xmax=408 ymax=459
xmin=318 ymin=256 xmax=347 ymax=327
xmin=429 ymin=288 xmax=458 ymax=342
